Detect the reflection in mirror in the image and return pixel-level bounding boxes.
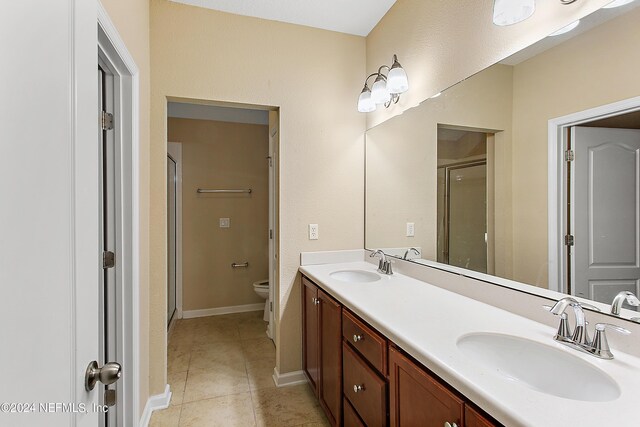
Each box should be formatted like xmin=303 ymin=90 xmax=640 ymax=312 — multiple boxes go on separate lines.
xmin=437 ymin=128 xmax=489 ymax=274
xmin=365 ymin=2 xmax=640 ymax=321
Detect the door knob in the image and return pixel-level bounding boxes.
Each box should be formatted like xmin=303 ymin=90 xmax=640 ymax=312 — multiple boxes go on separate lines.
xmin=85 ymin=361 xmax=122 ymax=391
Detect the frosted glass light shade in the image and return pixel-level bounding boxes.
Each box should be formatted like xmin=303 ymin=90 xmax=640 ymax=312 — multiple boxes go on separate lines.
xmin=387 ymin=66 xmax=409 ymax=94
xmin=357 ymin=87 xmax=376 ymax=113
xmin=493 ymin=0 xmax=535 ymax=26
xmin=371 ymin=77 xmax=391 ymax=105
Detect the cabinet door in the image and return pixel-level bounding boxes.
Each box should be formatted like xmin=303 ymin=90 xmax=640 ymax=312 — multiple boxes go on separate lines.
xmin=319 ymin=289 xmax=342 ymax=426
xmin=302 ymin=277 xmax=319 ymax=395
xmin=389 ymin=347 xmax=464 ymax=427
xmin=465 ymin=405 xmax=499 ymax=427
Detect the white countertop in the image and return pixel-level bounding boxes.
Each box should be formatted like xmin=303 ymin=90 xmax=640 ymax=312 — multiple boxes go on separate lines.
xmin=299 ymin=261 xmax=640 ymax=427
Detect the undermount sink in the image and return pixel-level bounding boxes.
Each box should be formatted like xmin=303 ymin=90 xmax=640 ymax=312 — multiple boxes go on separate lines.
xmin=457 ymin=333 xmax=620 ymax=402
xmin=330 ymin=270 xmax=381 ymax=283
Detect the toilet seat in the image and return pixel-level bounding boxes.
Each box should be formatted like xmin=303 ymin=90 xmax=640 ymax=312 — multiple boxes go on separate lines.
xmin=253 ymin=279 xmax=269 ymax=289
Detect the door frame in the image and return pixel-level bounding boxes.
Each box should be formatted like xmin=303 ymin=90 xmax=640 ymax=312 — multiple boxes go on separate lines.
xmin=98 ymin=3 xmax=140 ymax=426
xmin=268 ymin=117 xmax=279 ymax=340
xmin=548 ymin=95 xmax=640 ymax=294
xmin=167 ymin=142 xmax=184 ymax=322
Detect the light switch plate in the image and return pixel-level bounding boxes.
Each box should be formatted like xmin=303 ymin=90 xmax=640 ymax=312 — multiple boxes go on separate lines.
xmin=406 ymin=222 xmax=415 ymax=237
xmin=309 ymin=224 xmax=319 ymax=240
xmin=220 ymin=218 xmax=230 ymax=228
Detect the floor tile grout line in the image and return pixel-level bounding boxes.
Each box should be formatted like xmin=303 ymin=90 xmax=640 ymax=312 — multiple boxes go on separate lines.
xmin=162 ymin=313 xmax=271 ymax=426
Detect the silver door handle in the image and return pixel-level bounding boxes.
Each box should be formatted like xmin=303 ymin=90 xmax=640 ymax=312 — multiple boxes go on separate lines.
xmin=85 ymin=361 xmax=122 ymax=391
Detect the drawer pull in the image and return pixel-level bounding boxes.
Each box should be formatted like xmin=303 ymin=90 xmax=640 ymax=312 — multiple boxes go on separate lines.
xmin=353 ymin=384 xmax=365 ymax=393
xmin=444 ymin=423 xmax=458 ymax=427
xmin=353 ymin=334 xmax=363 ymax=343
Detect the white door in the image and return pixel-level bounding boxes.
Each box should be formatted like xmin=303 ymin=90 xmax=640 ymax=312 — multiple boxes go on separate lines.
xmin=0 ymin=2 xmax=100 ymax=427
xmin=572 ymin=126 xmax=640 ymax=306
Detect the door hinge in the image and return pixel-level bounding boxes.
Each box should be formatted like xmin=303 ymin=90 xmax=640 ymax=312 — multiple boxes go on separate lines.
xmin=564 ymin=234 xmax=574 ymax=246
xmin=101 ymin=111 xmax=114 ymax=131
xmin=103 ymin=251 xmax=115 ymax=268
xmin=270 ymin=301 xmax=273 ymax=312
xmin=267 ymin=156 xmax=273 ymax=167
xmin=269 ymin=229 xmax=273 ymax=239
xmin=564 ymin=150 xmax=574 ymax=162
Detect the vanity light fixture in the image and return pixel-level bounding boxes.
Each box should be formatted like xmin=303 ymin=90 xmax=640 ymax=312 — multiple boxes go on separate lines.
xmin=493 ymin=0 xmax=578 ymax=26
xmin=492 ymin=0 xmax=535 ymax=26
xmin=357 ymin=54 xmax=409 ymax=113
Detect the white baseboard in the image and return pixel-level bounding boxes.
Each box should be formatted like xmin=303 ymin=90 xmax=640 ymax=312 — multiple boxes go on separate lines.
xmin=272 ymin=367 xmax=307 ymax=388
xmin=182 ymin=303 xmax=264 ymax=319
xmin=139 ymin=384 xmax=171 ymax=427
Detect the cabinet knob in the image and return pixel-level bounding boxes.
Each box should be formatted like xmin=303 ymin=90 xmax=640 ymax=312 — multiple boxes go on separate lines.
xmin=353 ymin=384 xmax=365 ymax=393
xmin=312 ymin=297 xmax=320 ymax=305
xmin=353 ymin=334 xmax=363 ymax=343
xmin=444 ymin=422 xmax=458 ymax=427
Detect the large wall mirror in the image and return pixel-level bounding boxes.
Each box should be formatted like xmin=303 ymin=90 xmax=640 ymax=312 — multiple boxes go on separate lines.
xmin=365 ymin=3 xmax=640 ymax=322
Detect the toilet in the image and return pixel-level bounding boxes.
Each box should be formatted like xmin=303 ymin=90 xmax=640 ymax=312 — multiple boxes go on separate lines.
xmin=253 ymin=279 xmax=270 ymax=321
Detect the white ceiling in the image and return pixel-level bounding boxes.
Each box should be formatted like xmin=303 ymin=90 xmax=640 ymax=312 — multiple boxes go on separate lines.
xmin=169 ymin=0 xmax=397 ymax=36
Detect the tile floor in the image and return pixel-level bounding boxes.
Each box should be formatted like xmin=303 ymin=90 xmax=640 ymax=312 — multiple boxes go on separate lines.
xmin=150 ymin=311 xmax=329 ymax=427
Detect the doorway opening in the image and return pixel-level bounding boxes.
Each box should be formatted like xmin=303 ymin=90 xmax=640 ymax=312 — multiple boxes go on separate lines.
xmin=437 ymin=126 xmax=493 ymax=275
xmin=550 ymin=102 xmax=640 ymax=308
xmin=165 ymin=100 xmax=280 ymax=340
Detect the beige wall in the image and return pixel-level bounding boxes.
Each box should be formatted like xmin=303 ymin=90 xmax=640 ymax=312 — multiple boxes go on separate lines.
xmin=168 ymin=118 xmax=268 ymax=310
xmin=365 ymin=0 xmax=610 ymax=129
xmin=510 ymin=7 xmax=640 ymax=287
xmin=100 ymin=0 xmax=152 ymax=410
xmin=151 ymin=0 xmax=366 ymax=382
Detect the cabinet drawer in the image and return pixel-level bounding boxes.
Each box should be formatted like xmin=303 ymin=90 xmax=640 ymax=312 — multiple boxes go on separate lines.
xmin=343 ymin=398 xmax=365 ymax=427
xmin=343 ymin=342 xmax=387 ymax=427
xmin=343 ymin=309 xmax=387 ymax=374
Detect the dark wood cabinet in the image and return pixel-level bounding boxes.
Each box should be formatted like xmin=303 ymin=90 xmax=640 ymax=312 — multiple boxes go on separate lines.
xmin=344 ymin=398 xmax=366 ymax=427
xmin=389 ymin=346 xmax=464 ymax=427
xmin=343 ymin=309 xmax=387 ymax=375
xmin=302 ymin=276 xmax=320 ymax=394
xmin=343 ymin=342 xmax=387 ymax=426
xmin=319 ymin=289 xmax=343 ymax=426
xmin=389 ymin=346 xmax=500 ymax=427
xmin=465 ymin=406 xmax=498 ymax=427
xmin=302 ymin=275 xmax=501 ymax=427
xmin=302 ymin=276 xmax=342 ymax=426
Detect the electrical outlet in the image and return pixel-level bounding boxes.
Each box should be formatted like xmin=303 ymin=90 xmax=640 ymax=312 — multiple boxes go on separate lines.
xmin=309 ymin=224 xmax=319 ymax=240
xmin=406 ymin=222 xmax=415 ymax=237
xmin=219 ymin=218 xmax=230 ymax=228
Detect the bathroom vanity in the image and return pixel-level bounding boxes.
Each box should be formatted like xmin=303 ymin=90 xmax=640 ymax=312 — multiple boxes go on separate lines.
xmin=299 ymin=255 xmax=640 ymax=427
xmin=302 ymin=273 xmax=498 ymax=427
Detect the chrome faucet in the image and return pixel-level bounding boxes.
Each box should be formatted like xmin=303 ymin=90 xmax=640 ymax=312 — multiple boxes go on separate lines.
xmin=370 ymin=250 xmax=393 ymax=275
xmin=549 ymin=297 xmax=590 ymax=346
xmin=402 ymin=247 xmax=420 ymax=260
xmin=547 ymin=297 xmax=631 ymax=359
xmin=610 ymin=291 xmax=640 ymax=315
